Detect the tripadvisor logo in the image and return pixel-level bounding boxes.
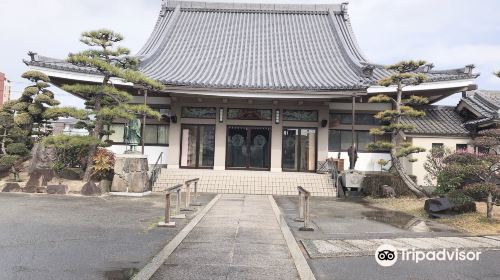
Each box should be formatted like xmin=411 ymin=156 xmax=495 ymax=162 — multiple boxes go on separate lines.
xmin=375 ymin=244 xmax=482 ymax=267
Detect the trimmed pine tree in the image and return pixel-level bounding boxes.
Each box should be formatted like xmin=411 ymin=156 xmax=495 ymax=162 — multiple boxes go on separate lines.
xmin=368 ymin=60 xmax=430 ymax=198
xmin=61 ymin=29 xmax=165 ymax=181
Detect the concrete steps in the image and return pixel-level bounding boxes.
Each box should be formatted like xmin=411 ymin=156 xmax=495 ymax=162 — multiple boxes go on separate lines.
xmin=154 ymin=169 xmax=336 ymax=197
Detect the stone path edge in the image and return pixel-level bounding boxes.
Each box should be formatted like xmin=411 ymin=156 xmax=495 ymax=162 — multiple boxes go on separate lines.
xmin=132 ymin=194 xmax=222 ymax=280
xmin=268 ymin=195 xmax=317 ymax=280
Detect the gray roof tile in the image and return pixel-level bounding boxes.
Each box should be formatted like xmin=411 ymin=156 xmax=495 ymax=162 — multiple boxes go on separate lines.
xmin=25 ymin=1 xmax=478 ymax=91
xmin=401 ymin=106 xmax=469 ymax=136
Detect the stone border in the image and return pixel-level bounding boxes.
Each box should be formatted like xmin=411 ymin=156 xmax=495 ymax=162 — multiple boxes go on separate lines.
xmin=268 ymin=195 xmax=316 ymax=280
xmin=132 ymin=194 xmax=222 ymax=280
xmin=109 ymin=191 xmax=153 ymax=197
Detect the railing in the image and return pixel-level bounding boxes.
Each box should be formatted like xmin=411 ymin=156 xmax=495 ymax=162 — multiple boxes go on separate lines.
xmin=149 ymin=152 xmax=163 ymax=191
xmin=157 ymin=178 xmax=203 ymax=228
xmin=296 ymin=186 xmax=314 ymax=231
xmin=158 ymin=183 xmax=182 ymax=228
xmin=185 ymin=178 xmax=200 ymax=206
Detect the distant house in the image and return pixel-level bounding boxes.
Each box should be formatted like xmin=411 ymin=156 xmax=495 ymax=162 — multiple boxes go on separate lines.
xmin=0 ymin=72 xmax=11 ymax=106
xmin=24 ymin=1 xmax=480 ymax=195
xmin=51 ymin=118 xmax=89 ymax=136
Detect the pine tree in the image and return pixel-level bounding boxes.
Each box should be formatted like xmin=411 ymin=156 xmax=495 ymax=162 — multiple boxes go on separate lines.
xmin=0 ymin=71 xmax=64 ymax=181
xmin=61 ymin=29 xmax=165 ymax=181
xmin=368 ymin=60 xmax=430 ymax=198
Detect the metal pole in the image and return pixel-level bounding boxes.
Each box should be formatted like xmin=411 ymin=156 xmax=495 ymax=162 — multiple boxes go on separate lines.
xmin=182 ymin=182 xmax=192 ymax=211
xmin=176 ymin=188 xmax=181 ymax=214
xmin=158 ymin=192 xmax=175 ymax=227
xmin=304 ymin=194 xmax=310 ymax=228
xmin=165 ymin=192 xmax=171 ymax=223
xmin=191 ymin=180 xmax=202 ymax=206
xmin=294 ymin=192 xmax=304 ymax=222
xmin=351 ymin=94 xmax=356 ymax=149
xmin=141 ymin=89 xmax=148 ymax=154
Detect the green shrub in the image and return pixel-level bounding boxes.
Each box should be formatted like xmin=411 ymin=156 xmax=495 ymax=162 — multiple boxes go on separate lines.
xmin=5 ymin=143 xmax=29 ymax=156
xmin=362 ymin=172 xmax=417 ymax=197
xmin=448 ymin=190 xmax=476 ymax=213
xmin=44 ymin=135 xmax=100 ymax=171
xmin=463 ymin=183 xmax=497 ymax=201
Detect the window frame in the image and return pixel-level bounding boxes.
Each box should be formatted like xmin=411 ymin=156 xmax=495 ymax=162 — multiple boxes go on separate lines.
xmin=328 ymin=129 xmax=390 ymax=153
xmin=107 ymin=123 xmax=169 ymax=146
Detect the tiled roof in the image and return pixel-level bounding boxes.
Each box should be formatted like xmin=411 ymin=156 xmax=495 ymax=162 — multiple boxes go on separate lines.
xmin=401 ymin=106 xmax=470 ymax=136
xmin=461 ymin=90 xmax=500 ymax=118
xmin=25 ymin=1 xmax=478 ymax=91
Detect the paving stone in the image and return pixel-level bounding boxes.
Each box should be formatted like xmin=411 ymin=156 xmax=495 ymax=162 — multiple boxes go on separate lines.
xmin=152 ymin=194 xmax=299 ymax=279
xmin=437 ymin=237 xmax=495 ymax=248
xmin=343 ymin=239 xmax=382 ymax=252
xmin=152 ymin=264 xmax=229 ymax=280
xmin=484 ymin=235 xmax=500 ymax=241
xmin=396 ymin=237 xmax=439 ymax=249
xmin=466 ymin=236 xmax=500 ymax=247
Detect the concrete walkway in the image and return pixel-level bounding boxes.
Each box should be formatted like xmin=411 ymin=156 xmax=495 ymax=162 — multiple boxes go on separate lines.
xmin=151 ymin=194 xmax=299 ymax=280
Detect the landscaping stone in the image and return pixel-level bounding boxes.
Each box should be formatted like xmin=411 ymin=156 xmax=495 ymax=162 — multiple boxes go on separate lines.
xmin=2 ymin=182 xmax=21 ymax=193
xmin=99 ymin=180 xmax=112 ymax=193
xmin=424 ymin=197 xmax=476 ymax=218
xmin=381 ymin=185 xmax=396 ymax=198
xmin=81 ymin=181 xmax=102 ymax=196
xmin=58 ymin=168 xmax=83 ymax=180
xmin=111 ymin=154 xmax=149 ymax=193
xmin=29 ymin=143 xmax=58 ymax=172
xmin=47 ymin=184 xmax=69 ymax=195
xmin=26 ymin=169 xmax=54 ymax=188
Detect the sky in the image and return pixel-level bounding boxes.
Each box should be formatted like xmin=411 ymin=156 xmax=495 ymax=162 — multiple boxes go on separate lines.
xmin=1 ymin=0 xmax=499 ymax=107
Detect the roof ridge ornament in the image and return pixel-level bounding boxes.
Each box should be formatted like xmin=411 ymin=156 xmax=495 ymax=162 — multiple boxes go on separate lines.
xmin=341 ymin=2 xmax=349 ymax=20
xmin=160 ymin=0 xmax=169 ymax=16
xmin=463 ymin=64 xmax=475 ymax=74
xmin=27 ymin=51 xmax=38 ymax=62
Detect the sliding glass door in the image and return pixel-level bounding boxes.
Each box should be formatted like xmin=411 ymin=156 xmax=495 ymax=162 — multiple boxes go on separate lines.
xmin=180 ymin=125 xmax=215 ymax=168
xmin=226 ymin=126 xmax=271 ymax=170
xmin=282 ymin=128 xmax=317 ymax=172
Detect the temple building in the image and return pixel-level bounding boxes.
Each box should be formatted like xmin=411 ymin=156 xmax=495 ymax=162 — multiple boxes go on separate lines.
xmin=25 ymin=1 xmax=479 ymax=195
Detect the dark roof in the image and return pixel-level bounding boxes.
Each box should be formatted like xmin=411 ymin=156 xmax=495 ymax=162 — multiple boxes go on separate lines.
xmin=25 ymin=1 xmax=478 ymax=91
xmin=401 ymin=106 xmax=470 ymax=136
xmin=460 ymin=90 xmax=500 ymax=118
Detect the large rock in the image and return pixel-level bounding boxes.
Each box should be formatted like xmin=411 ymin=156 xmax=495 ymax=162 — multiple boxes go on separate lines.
xmin=2 ymin=182 xmax=21 ymax=193
xmin=111 ymin=154 xmax=149 ymax=193
xmin=81 ymin=181 xmax=101 ymax=196
xmin=99 ymin=180 xmax=112 ymax=193
xmin=26 ymin=169 xmax=54 ymax=188
xmin=29 ymin=143 xmax=58 ymax=172
xmin=47 ymin=184 xmax=69 ymax=195
xmin=424 ymin=196 xmax=476 ymax=218
xmin=381 ymin=185 xmax=396 ymax=198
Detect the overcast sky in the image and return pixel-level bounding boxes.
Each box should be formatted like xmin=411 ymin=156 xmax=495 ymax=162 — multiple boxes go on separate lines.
xmin=1 ymin=0 xmax=499 ymax=107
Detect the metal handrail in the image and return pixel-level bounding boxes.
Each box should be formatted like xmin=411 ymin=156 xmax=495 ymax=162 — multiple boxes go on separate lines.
xmin=149 ymin=152 xmax=163 ymax=191
xmin=166 ymin=183 xmax=182 ymax=193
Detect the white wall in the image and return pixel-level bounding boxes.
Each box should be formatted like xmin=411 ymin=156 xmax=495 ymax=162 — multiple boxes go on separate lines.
xmin=405 ymin=136 xmax=471 ymax=186
xmin=327 ymin=152 xmax=391 ymax=171
xmin=107 ymin=145 xmax=169 ymax=165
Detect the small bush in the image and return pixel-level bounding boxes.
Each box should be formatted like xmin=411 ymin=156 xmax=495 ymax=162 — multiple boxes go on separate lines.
xmin=6 ymin=143 xmax=30 ymax=156
xmin=363 ymin=172 xmax=417 ymax=197
xmin=44 ymin=135 xmax=100 ymax=171
xmin=463 ymin=183 xmax=497 ymax=201
xmin=448 ymin=190 xmax=476 ymax=213
xmin=91 ymin=148 xmax=115 ymax=181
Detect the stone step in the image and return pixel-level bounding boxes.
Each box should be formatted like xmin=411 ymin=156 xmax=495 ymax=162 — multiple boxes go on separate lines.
xmin=154 ymin=169 xmax=335 ymax=196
